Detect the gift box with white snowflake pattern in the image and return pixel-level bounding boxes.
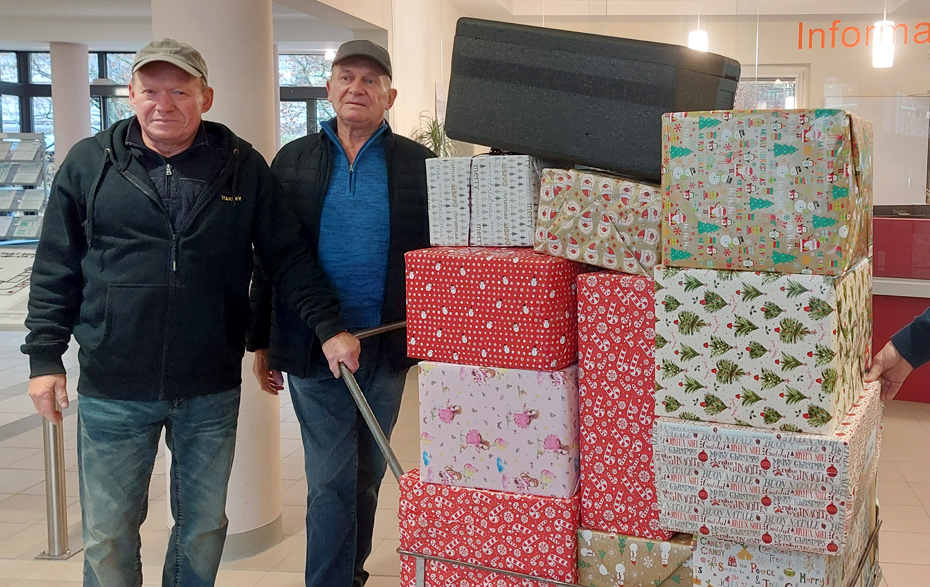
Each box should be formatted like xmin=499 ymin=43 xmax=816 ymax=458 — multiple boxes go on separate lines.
xmin=406 ymin=247 xmax=583 ymax=371
xmin=654 ymin=383 xmax=882 ymax=555
xmin=577 ymin=529 xmax=694 ymax=587
xmin=653 ymin=259 xmax=871 ymax=434
xmin=694 ymin=474 xmax=875 ymax=587
xmin=400 ymin=556 xmax=552 ymax=586
xmin=534 ymin=168 xmax=661 ymax=276
xmin=577 ymin=272 xmax=672 ymax=540
xmin=418 ymin=361 xmax=580 ymax=498
xmin=399 ymin=469 xmax=580 ymax=584
xmin=661 ymin=109 xmax=872 ymax=276
xmin=427 ymin=155 xmax=544 ymax=246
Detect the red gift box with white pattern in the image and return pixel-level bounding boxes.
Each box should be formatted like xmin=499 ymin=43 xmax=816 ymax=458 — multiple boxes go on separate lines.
xmin=399 ymin=470 xmax=579 ymax=585
xmin=406 ymin=247 xmax=583 ymax=370
xmin=577 ymin=272 xmax=672 ymax=540
xmin=400 ymin=557 xmax=551 ymax=586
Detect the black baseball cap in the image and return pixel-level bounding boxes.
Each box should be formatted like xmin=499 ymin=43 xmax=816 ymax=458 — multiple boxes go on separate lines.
xmin=333 ymin=40 xmax=392 ymax=78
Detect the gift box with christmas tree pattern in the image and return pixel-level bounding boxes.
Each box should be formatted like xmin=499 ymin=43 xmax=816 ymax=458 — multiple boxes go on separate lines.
xmin=661 ymin=109 xmax=872 ymax=276
xmin=654 ymin=383 xmax=882 ymax=555
xmin=653 ymin=259 xmax=871 ymax=434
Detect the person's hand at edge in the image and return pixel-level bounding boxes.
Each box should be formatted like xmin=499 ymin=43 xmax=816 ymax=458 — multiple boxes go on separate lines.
xmin=28 ymin=373 xmax=69 ymax=424
xmin=865 ymin=341 xmax=914 ymax=401
xmin=252 ymin=349 xmax=284 ymax=395
xmin=321 ymin=331 xmax=361 ymax=378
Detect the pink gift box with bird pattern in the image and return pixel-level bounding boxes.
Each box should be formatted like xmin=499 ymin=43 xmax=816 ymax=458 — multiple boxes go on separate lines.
xmin=418 ymin=361 xmax=580 ymax=498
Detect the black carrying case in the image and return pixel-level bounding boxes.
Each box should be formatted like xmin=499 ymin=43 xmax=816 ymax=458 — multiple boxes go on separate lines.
xmin=445 ymin=18 xmax=741 ymax=184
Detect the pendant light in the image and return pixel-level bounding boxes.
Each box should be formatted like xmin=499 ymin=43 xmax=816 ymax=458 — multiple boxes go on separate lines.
xmin=689 ymin=0 xmax=709 ymax=51
xmin=873 ymin=0 xmax=894 ymax=68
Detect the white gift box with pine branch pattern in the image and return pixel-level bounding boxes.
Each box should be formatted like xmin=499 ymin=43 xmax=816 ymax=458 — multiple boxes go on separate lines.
xmin=653 ymin=260 xmax=871 ymax=434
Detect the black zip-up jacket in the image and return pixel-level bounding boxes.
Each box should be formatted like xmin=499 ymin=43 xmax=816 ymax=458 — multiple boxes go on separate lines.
xmin=892 ymin=307 xmax=930 ymax=369
xmin=22 ymin=118 xmax=347 ymax=401
xmin=246 ymin=125 xmax=434 ymax=375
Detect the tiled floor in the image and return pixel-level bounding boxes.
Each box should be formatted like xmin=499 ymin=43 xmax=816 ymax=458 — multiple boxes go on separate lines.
xmin=0 ymin=328 xmax=926 ymax=586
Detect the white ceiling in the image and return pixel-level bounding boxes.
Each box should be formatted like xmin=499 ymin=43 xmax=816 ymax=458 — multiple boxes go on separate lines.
xmin=0 ymin=0 xmax=924 ymax=52
xmin=447 ymin=0 xmax=922 ymax=19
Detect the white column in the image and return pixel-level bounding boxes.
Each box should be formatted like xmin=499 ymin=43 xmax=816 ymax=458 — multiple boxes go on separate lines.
xmin=151 ymin=0 xmax=277 ymax=161
xmin=390 ymin=0 xmax=443 ymax=139
xmin=150 ymin=0 xmax=283 ymax=559
xmin=49 ymin=42 xmax=91 ymax=162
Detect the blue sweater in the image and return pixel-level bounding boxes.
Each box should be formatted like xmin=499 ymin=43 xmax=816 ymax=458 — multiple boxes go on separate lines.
xmin=316 ymin=120 xmax=390 ymax=329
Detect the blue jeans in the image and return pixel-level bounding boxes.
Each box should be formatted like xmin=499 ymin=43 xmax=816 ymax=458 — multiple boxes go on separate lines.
xmin=289 ymin=336 xmax=407 ymax=587
xmin=77 ymin=388 xmax=240 ymax=587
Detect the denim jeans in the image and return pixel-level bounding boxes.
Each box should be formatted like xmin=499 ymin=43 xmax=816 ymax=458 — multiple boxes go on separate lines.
xmin=288 ymin=336 xmax=407 ymax=587
xmin=77 ymin=388 xmax=240 ymax=587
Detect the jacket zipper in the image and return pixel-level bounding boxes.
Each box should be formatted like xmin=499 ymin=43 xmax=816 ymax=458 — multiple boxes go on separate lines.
xmin=115 ymin=166 xmax=177 ymax=399
xmin=166 ymin=164 xmax=177 ymax=272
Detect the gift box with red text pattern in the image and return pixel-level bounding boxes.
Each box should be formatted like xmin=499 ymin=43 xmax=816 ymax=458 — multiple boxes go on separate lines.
xmin=654 ymin=383 xmax=882 ymax=555
xmin=406 ymin=247 xmax=583 ymax=370
xmin=399 ymin=469 xmax=580 ymax=585
xmin=577 ymin=272 xmax=671 ymax=540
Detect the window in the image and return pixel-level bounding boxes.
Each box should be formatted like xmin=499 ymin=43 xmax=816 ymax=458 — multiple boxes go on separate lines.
xmin=278 ymin=53 xmax=333 ymax=145
xmin=1 ymin=95 xmax=20 ymax=133
xmin=735 ymin=79 xmax=797 ymax=110
xmin=31 ymin=97 xmax=54 ymax=148
xmin=279 ymin=54 xmax=330 ymax=87
xmin=29 ymin=53 xmax=51 ymax=84
xmin=106 ymin=53 xmax=132 ymax=85
xmin=734 ymin=65 xmax=808 ymax=110
xmin=88 ymin=55 xmax=99 ymax=82
xmin=0 ymin=53 xmax=16 ymax=83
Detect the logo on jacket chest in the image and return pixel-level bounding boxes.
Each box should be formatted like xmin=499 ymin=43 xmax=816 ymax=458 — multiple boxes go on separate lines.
xmin=220 ymin=195 xmax=242 ymax=203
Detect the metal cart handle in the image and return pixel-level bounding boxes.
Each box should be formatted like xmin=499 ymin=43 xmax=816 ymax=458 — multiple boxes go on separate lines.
xmin=339 ymin=320 xmax=407 ymax=482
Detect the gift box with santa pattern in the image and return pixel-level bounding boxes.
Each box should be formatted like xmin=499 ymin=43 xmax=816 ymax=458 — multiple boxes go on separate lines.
xmin=534 ymin=168 xmax=661 ymax=277
xmin=661 ymin=109 xmax=872 ymax=276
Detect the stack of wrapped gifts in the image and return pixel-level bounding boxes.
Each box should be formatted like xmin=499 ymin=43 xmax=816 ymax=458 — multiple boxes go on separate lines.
xmin=402 ymin=154 xmax=585 ymax=586
xmin=653 ymin=108 xmax=882 ymax=587
xmin=400 ymin=100 xmax=882 ymax=586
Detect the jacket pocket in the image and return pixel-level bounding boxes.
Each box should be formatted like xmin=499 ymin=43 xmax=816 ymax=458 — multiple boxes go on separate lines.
xmin=165 ymin=286 xmax=241 ymax=379
xmin=94 ymin=284 xmax=169 ymax=375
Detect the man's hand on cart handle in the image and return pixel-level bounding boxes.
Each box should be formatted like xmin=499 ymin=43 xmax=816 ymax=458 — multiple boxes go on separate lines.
xmin=323 ymin=332 xmax=361 ymax=378
xmin=252 ymin=349 xmax=284 ymax=395
xmin=28 ymin=373 xmax=69 ymax=424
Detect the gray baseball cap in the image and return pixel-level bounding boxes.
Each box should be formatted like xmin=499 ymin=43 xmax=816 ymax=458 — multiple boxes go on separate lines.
xmin=132 ymin=38 xmax=209 ymax=84
xmin=333 ymin=40 xmax=392 ymax=78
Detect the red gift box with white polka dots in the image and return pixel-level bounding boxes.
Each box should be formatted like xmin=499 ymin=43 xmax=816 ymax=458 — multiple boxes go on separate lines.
xmin=577 ymin=272 xmax=673 ymax=541
xmin=405 ymin=247 xmax=583 ymax=370
xmin=399 ymin=469 xmax=580 ymax=585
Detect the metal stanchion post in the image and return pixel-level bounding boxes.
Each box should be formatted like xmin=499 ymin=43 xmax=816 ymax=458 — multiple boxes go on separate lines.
xmin=36 ymin=406 xmax=80 ymax=560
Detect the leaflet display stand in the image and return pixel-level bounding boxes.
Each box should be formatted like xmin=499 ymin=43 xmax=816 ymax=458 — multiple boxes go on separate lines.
xmin=0 ymin=133 xmax=49 ymax=241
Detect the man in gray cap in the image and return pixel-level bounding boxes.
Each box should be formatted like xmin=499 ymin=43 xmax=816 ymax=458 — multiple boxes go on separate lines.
xmin=23 ymin=38 xmax=360 ymax=586
xmin=248 ymin=39 xmax=434 ymax=586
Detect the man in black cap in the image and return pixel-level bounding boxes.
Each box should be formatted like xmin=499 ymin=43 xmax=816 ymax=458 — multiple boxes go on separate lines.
xmin=248 ymin=39 xmax=434 ymax=586
xmin=23 ymin=38 xmax=360 ymax=586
